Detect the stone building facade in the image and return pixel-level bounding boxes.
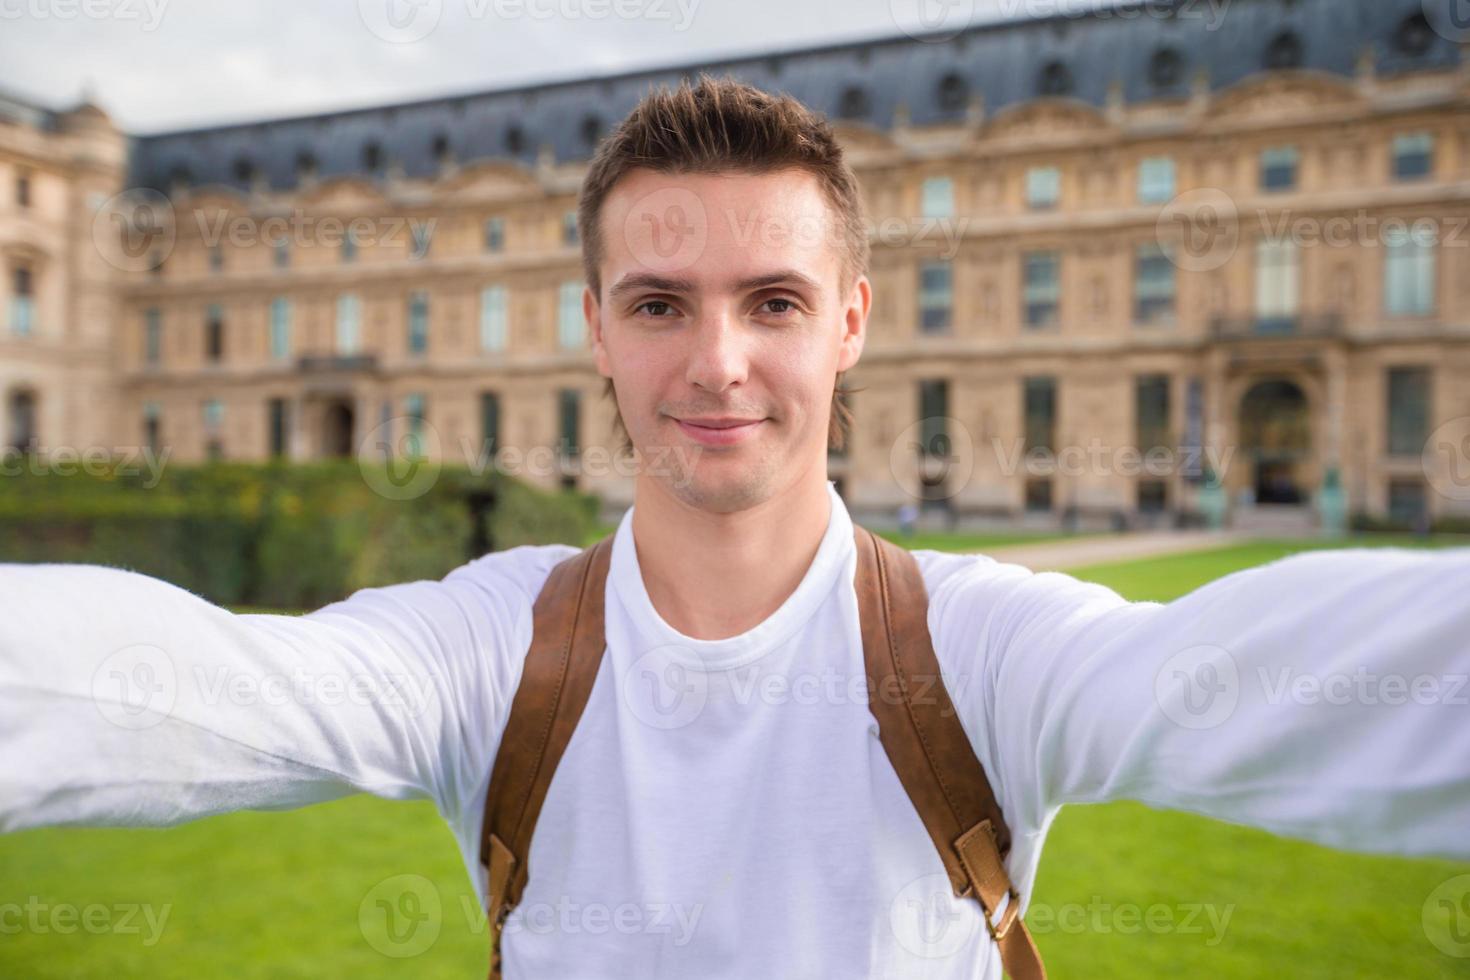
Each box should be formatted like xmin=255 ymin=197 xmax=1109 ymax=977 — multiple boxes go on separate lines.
xmin=3 ymin=0 xmax=1468 ymax=529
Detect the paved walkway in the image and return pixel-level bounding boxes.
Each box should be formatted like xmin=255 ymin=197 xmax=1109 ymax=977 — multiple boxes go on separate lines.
xmin=981 ymin=530 xmax=1252 ymax=572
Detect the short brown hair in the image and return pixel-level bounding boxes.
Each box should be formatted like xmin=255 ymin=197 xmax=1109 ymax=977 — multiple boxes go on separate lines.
xmin=577 ymin=73 xmax=865 ymax=454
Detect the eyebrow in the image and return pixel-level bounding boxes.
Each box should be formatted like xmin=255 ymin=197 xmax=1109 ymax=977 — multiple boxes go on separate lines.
xmin=606 ymin=269 xmax=822 ymax=303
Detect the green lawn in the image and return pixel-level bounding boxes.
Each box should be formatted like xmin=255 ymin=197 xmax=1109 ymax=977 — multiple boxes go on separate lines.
xmin=2 ymin=535 xmax=1466 ymax=977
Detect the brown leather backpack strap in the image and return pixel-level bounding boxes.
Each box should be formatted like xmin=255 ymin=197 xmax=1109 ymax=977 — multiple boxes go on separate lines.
xmin=479 ymin=533 xmax=615 ymax=979
xmin=853 ymin=523 xmax=1047 ymax=980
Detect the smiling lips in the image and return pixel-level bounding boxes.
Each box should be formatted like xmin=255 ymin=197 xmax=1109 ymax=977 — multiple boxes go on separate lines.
xmin=673 ymin=416 xmax=766 ymax=446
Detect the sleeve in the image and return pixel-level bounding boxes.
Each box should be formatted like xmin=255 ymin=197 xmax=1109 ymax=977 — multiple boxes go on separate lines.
xmin=0 ymin=547 xmax=570 ymax=834
xmin=930 ymin=546 xmax=1470 ymax=864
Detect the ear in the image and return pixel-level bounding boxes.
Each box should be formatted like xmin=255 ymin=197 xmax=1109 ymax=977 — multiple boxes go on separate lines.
xmin=586 ymin=285 xmax=612 ymax=378
xmin=836 ymin=274 xmax=870 ymax=373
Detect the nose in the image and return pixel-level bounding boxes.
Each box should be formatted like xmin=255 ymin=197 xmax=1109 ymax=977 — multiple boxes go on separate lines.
xmin=684 ymin=305 xmax=749 ymax=395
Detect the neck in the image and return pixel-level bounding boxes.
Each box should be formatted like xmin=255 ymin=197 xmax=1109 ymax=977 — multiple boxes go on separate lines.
xmin=629 ymin=468 xmax=834 ymax=642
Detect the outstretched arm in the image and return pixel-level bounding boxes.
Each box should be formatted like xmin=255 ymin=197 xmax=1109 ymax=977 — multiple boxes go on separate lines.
xmin=931 ymin=545 xmax=1470 ymax=863
xmin=0 ymin=547 xmax=570 ymax=833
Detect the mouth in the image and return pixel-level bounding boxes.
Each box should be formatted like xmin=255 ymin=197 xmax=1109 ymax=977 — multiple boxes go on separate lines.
xmin=671 ymin=415 xmax=767 ymax=447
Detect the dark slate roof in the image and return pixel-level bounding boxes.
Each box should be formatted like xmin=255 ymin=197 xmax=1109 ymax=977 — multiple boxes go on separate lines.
xmin=127 ymin=0 xmax=1457 ymax=195
xmin=0 ymin=86 xmax=62 ymax=131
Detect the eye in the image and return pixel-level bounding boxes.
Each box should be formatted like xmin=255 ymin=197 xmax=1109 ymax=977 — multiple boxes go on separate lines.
xmin=761 ymin=297 xmax=798 ymax=316
xmin=634 ymin=299 xmax=677 ymax=318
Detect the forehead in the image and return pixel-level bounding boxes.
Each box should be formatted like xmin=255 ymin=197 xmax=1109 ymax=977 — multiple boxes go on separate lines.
xmin=598 ymin=167 xmax=843 ymax=292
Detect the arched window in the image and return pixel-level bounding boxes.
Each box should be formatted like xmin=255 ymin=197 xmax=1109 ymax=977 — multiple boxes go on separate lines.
xmin=1264 ymin=31 xmax=1303 ymax=71
xmin=936 ymin=73 xmax=968 ymax=112
xmin=838 ymin=86 xmax=871 ymax=120
xmin=1038 ymin=61 xmax=1073 ymax=97
xmin=1149 ymin=47 xmax=1185 ymax=90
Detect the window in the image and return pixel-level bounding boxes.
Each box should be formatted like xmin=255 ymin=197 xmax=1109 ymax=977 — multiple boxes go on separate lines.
xmin=1023 ymin=251 xmax=1060 ymax=328
xmin=203 ymin=399 xmax=225 ymax=459
xmin=920 ymin=177 xmax=954 ymax=219
xmin=480 ymin=285 xmax=508 ymax=352
xmin=205 ymin=303 xmax=224 ymax=362
xmin=917 ymin=380 xmax=949 ymax=455
xmin=1134 ymin=243 xmax=1176 ymax=325
xmin=481 ymin=391 xmax=500 ymax=455
xmin=1387 ymin=479 xmax=1427 ymax=527
xmin=1023 ymin=376 xmax=1056 ymax=454
xmin=1025 ymin=477 xmax=1053 ymax=513
xmin=269 ymin=297 xmax=291 ymax=360
xmin=1025 ymin=166 xmax=1060 ymax=209
xmin=404 ymin=394 xmax=427 ymax=456
xmin=1392 ymin=133 xmax=1434 ymax=182
xmin=336 ymin=293 xmax=361 ymax=354
xmin=1037 ymin=61 xmax=1072 ymax=97
xmin=1138 ymin=479 xmax=1168 ymax=513
xmin=936 ymin=73 xmax=968 ymax=112
xmin=363 ymin=141 xmax=383 ymax=175
xmin=1384 ymin=224 xmax=1436 ymax=317
xmin=484 ymin=216 xmax=505 ymax=252
xmin=1135 ymin=374 xmax=1171 ymax=452
xmin=558 ymin=388 xmax=581 ymax=456
xmin=268 ymin=398 xmax=288 ymax=458
xmin=838 ymin=86 xmax=871 ymax=120
xmin=144 ymin=307 xmax=162 ymax=365
xmin=273 ymin=238 xmax=290 ymax=269
xmin=341 ymin=228 xmax=358 ymax=263
xmin=407 ymin=290 xmax=429 ymax=354
xmin=1260 ymin=146 xmax=1298 ymax=192
xmin=1148 ymin=48 xmax=1184 ymax=90
xmin=1386 ymin=367 xmax=1430 ymax=457
xmin=562 ymin=210 xmax=579 ymax=246
xmin=208 ymin=244 xmax=224 ymax=273
xmin=410 ymin=222 xmax=432 ymax=259
xmin=1263 ymin=30 xmax=1303 ymax=71
xmin=558 ymin=281 xmax=583 ymax=348
xmin=1254 ymin=240 xmax=1299 ymax=331
xmin=10 ymin=265 xmax=34 ymax=336
xmin=1137 ymin=156 xmax=1176 ymax=204
xmin=15 ymin=170 xmax=30 ymax=208
xmin=918 ymin=260 xmax=952 ymax=334
xmin=143 ymin=401 xmax=161 ymax=455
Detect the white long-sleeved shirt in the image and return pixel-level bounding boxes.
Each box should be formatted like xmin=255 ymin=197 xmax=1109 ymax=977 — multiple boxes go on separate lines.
xmin=1 ymin=480 xmax=1467 ymax=977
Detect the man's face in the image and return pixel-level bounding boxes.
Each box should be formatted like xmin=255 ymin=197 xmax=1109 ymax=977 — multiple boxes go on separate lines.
xmin=587 ymin=168 xmax=869 ymax=514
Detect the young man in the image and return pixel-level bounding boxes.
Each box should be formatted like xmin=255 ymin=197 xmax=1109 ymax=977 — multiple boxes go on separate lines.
xmin=2 ymin=76 xmax=1468 ymax=978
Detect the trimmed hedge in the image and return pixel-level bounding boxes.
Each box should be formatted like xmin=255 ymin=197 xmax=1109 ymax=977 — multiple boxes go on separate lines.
xmin=0 ymin=457 xmax=597 ymax=609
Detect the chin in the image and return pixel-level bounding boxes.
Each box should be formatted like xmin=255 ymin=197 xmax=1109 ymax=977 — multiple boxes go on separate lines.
xmin=655 ymin=453 xmax=782 ymax=515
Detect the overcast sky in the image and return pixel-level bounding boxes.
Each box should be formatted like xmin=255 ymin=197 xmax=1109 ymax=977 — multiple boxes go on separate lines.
xmin=0 ymin=0 xmax=1124 ymax=133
